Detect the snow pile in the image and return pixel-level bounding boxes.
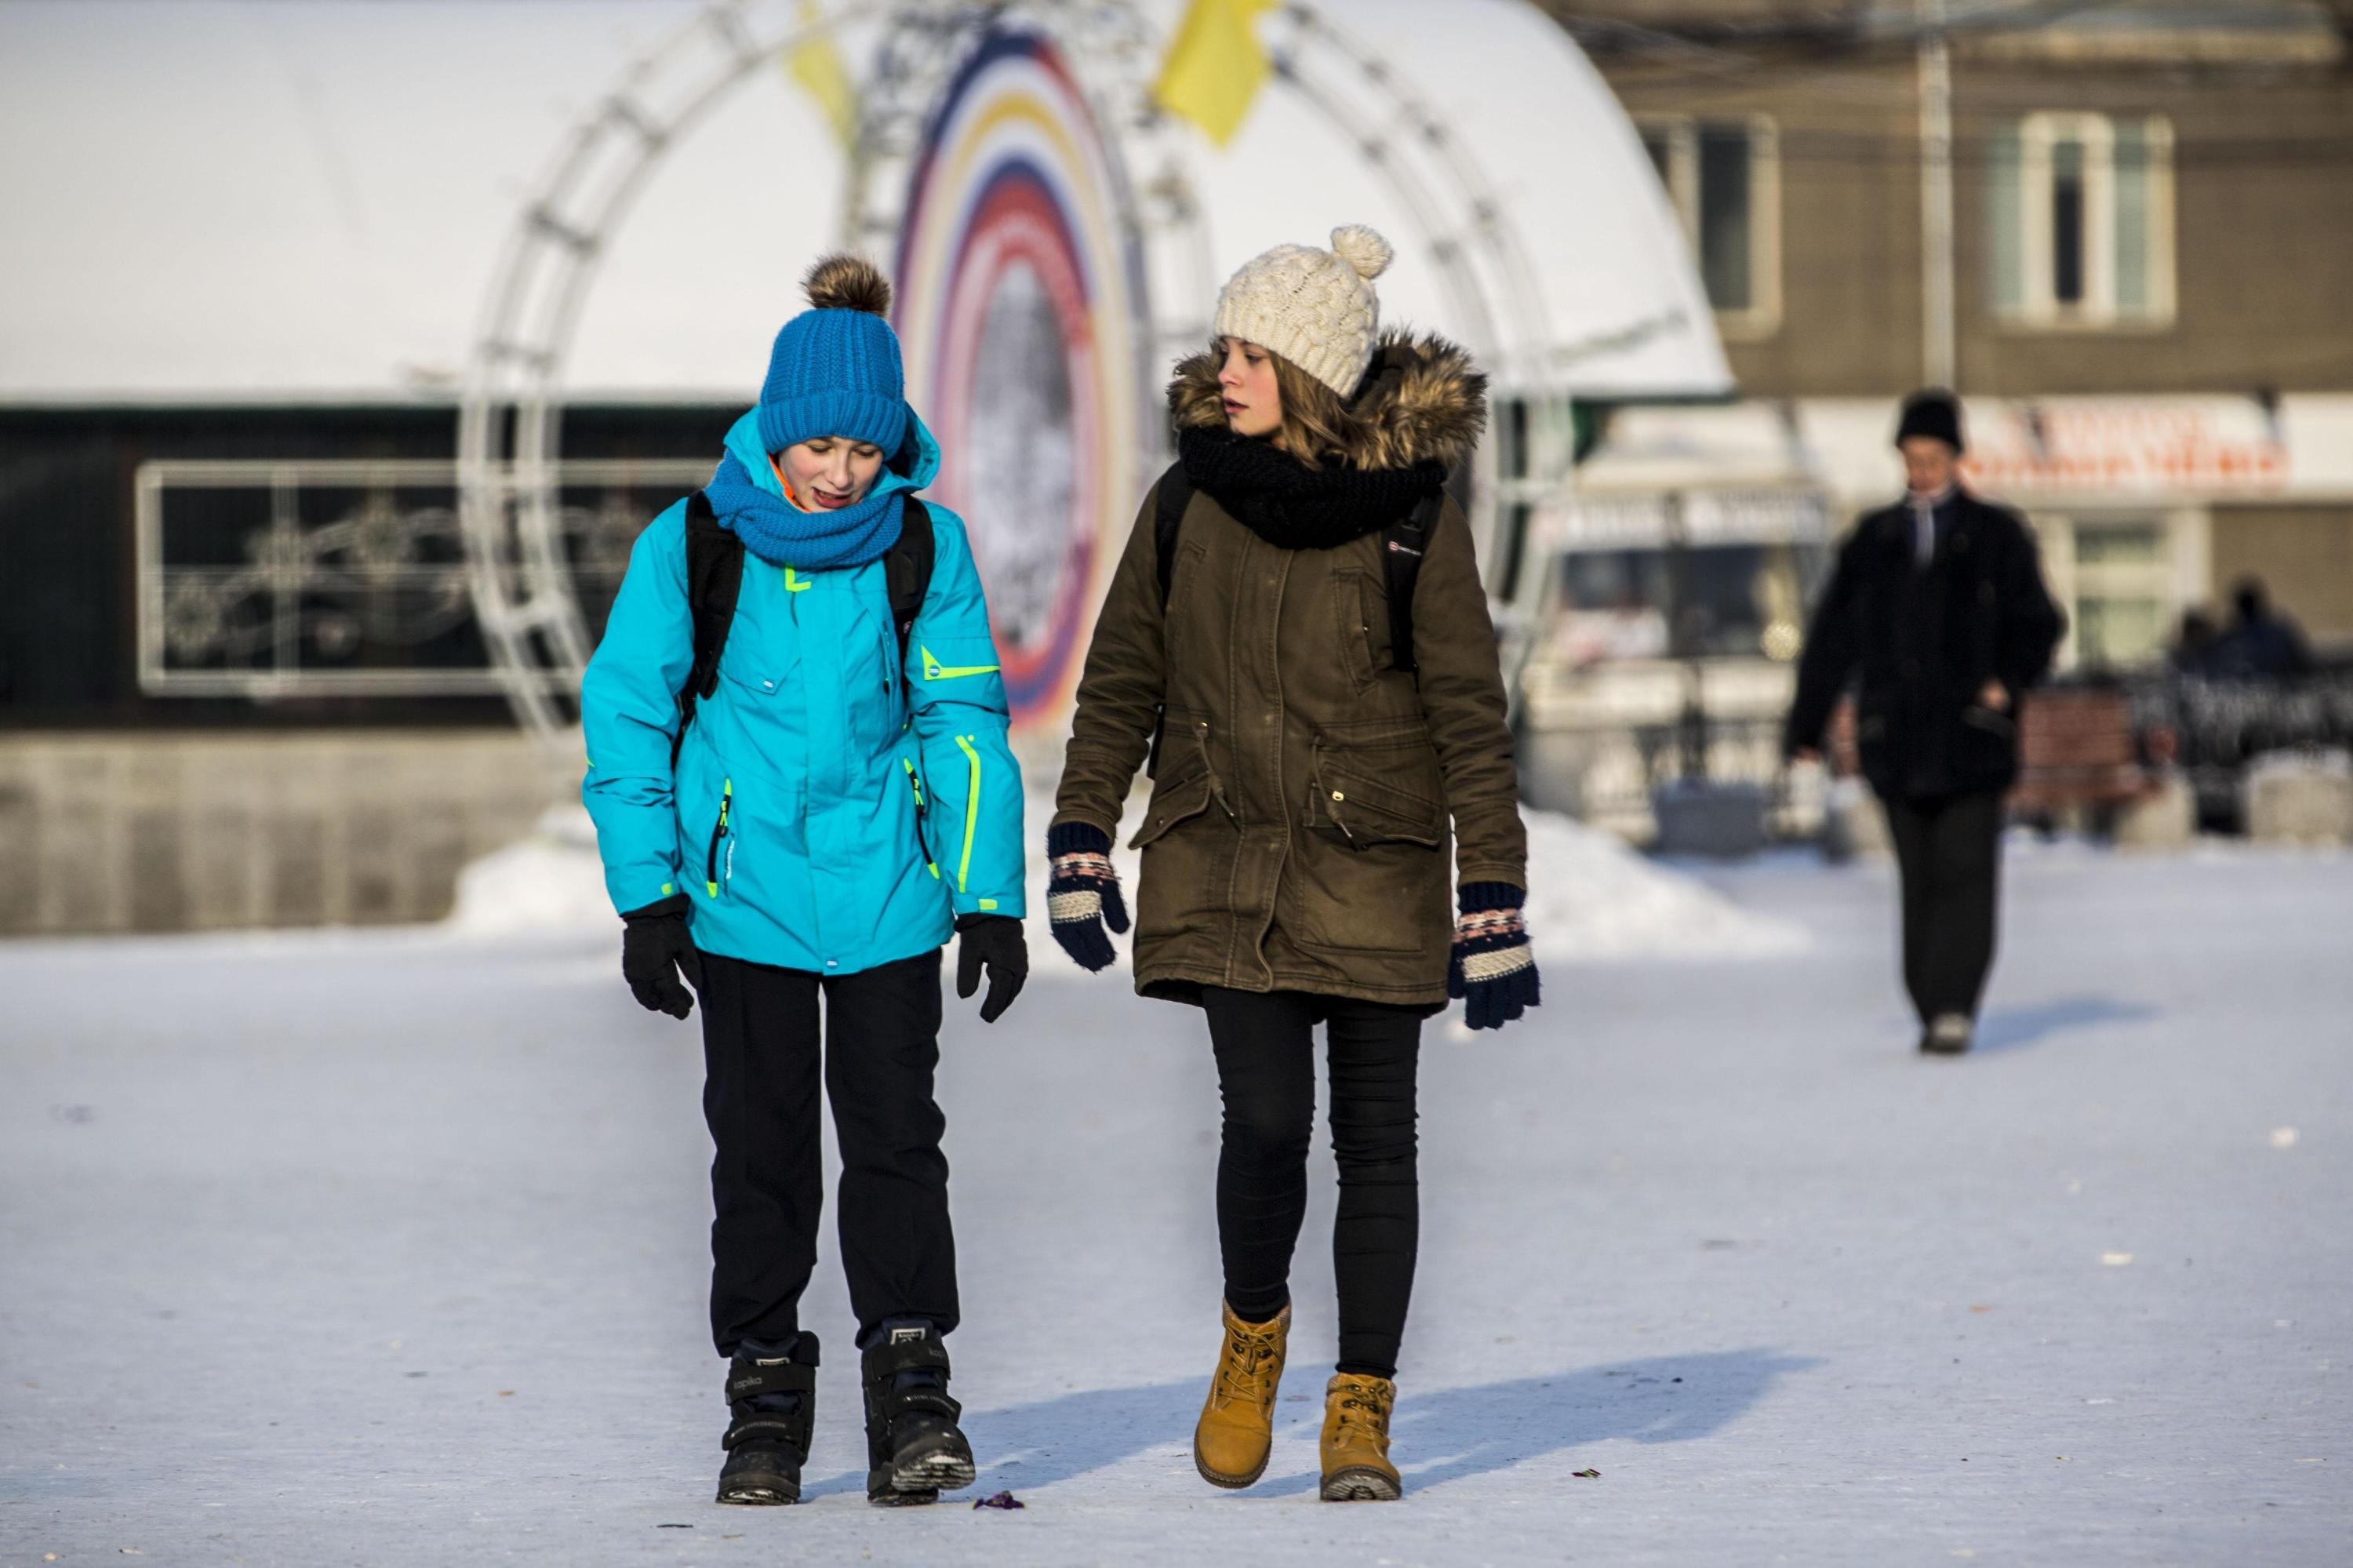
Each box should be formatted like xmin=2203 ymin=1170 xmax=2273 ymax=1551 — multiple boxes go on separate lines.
xmin=442 ymin=806 xmax=612 ymax=936
xmin=1020 ymin=798 xmax=1803 ymax=965
xmin=1516 ymin=809 xmax=1807 ymax=962
xmin=447 ymin=801 xmax=1803 ymax=962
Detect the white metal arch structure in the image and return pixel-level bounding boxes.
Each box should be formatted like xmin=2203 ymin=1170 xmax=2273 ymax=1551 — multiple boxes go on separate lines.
xmin=457 ymin=0 xmax=1198 ymax=749
xmin=458 ymin=0 xmax=893 ymax=747
xmin=459 ymin=0 xmax=1586 ymax=748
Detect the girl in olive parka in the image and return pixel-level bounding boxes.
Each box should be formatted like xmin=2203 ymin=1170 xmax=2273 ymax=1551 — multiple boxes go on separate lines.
xmin=1045 ymin=227 xmax=1540 ymax=1503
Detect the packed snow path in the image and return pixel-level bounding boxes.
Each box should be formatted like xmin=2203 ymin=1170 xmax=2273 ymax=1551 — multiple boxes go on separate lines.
xmin=5 ymin=845 xmax=2348 ymax=1565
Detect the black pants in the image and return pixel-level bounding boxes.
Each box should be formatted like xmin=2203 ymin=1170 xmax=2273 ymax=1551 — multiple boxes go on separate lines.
xmin=696 ymin=948 xmax=958 ymax=1358
xmin=1202 ymin=988 xmax=1423 ymax=1380
xmin=1882 ymin=789 xmax=2004 ymax=1025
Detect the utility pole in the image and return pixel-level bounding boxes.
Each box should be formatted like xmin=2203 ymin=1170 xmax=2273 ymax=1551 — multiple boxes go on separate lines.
xmin=1918 ymin=0 xmax=1957 ymax=389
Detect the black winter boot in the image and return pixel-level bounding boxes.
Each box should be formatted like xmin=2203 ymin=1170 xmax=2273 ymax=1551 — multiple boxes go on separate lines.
xmin=860 ymin=1326 xmax=975 ymax=1505
xmin=716 ymin=1334 xmax=819 ymax=1505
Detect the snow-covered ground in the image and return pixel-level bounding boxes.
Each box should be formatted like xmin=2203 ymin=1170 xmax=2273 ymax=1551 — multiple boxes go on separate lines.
xmin=5 ymin=842 xmax=2348 ymax=1564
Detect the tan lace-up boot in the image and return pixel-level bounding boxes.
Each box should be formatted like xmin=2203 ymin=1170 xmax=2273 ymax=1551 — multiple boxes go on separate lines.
xmin=1318 ymin=1372 xmax=1402 ymax=1501
xmin=1192 ymin=1301 xmax=1290 ymax=1488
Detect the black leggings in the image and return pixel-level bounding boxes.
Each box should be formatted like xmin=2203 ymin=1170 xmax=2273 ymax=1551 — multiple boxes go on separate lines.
xmin=1202 ymin=988 xmax=1423 ymax=1380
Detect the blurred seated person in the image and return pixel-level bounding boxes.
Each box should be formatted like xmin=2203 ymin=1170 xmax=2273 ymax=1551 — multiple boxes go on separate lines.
xmin=2211 ymin=577 xmax=2313 ymax=681
xmin=2167 ymin=608 xmax=2219 ymax=677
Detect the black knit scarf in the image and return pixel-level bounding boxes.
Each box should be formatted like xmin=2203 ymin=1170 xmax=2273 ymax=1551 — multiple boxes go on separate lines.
xmin=1176 ymin=426 xmax=1446 ymax=551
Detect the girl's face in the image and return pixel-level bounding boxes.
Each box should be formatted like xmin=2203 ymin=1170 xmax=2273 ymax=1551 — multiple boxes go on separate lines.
xmin=776 ymin=437 xmax=886 ymax=510
xmin=1216 ymin=338 xmax=1282 ymax=439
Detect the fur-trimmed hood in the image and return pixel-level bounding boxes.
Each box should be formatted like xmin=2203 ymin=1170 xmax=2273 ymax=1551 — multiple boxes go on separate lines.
xmin=1167 ymin=329 xmax=1488 ymax=473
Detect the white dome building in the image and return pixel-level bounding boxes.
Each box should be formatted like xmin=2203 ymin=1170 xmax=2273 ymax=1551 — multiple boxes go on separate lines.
xmin=0 ymin=0 xmax=1727 ymax=737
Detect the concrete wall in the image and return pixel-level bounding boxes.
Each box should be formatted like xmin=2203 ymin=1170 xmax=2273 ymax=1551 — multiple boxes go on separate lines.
xmin=0 ymin=732 xmax=562 ymax=937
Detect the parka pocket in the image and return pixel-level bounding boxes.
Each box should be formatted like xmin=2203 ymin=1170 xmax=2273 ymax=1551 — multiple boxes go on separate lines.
xmin=1332 ymin=568 xmax=1382 ymax=693
xmin=1131 ymin=773 xmax=1217 ymax=849
xmin=1294 ymin=740 xmax=1446 ymax=955
xmin=1307 ymin=766 xmax=1443 ymax=848
xmin=1307 ymin=732 xmax=1443 ymax=847
xmin=1147 ymin=713 xmax=1239 ymax=816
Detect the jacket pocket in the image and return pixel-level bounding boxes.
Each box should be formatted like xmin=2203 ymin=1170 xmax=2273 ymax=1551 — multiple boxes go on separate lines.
xmin=901 ymin=759 xmax=940 ymax=881
xmin=702 ymin=777 xmax=736 ymax=898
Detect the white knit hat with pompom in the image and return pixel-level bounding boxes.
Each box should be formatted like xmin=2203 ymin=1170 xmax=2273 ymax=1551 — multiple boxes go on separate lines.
xmin=1211 ymin=224 xmax=1394 ymax=397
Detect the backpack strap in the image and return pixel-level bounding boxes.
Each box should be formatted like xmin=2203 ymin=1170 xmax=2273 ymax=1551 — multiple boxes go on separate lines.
xmin=1153 ymin=462 xmax=1192 ymax=608
xmin=886 ymin=499 xmax=936 ymax=675
xmin=671 ymin=494 xmax=935 ymax=771
xmin=675 ymin=490 xmax=745 ymax=766
xmin=1143 ymin=464 xmax=1193 ymax=775
xmin=1380 ymin=489 xmax=1443 ymax=677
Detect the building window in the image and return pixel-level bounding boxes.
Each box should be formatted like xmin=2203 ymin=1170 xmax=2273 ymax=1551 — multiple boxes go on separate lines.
xmin=1638 ymin=115 xmax=1781 ymax=338
xmin=1989 ymin=114 xmax=2175 ymax=328
xmin=2044 ymin=513 xmax=2184 ymax=670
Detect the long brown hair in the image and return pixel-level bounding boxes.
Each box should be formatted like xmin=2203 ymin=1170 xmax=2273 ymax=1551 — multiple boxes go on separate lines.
xmin=1264 ymin=351 xmax=1354 ymax=471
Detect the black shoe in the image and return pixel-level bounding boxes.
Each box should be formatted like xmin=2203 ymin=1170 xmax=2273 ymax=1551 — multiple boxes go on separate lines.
xmin=716 ymin=1334 xmax=819 ymax=1505
xmin=861 ymin=1327 xmax=975 ymax=1506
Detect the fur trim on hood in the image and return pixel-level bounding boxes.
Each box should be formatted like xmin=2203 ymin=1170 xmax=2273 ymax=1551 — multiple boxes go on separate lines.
xmin=1167 ymin=329 xmax=1488 ymax=473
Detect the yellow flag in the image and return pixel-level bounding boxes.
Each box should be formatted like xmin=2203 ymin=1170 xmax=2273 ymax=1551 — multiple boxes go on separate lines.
xmin=782 ymin=1 xmax=857 ymax=151
xmin=1154 ymin=0 xmax=1278 ymax=148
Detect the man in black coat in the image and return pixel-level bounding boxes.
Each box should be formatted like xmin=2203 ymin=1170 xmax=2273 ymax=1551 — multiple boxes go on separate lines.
xmin=1785 ymin=391 xmax=2066 ymax=1054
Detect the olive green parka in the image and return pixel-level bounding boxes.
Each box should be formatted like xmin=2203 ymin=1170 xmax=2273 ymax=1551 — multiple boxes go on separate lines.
xmin=1052 ymin=332 xmax=1526 ymax=1009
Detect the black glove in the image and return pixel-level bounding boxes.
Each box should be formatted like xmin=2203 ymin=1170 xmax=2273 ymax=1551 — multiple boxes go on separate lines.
xmin=954 ymin=914 xmax=1027 ymax=1024
xmin=1045 ymin=821 xmax=1127 ymax=972
xmin=620 ymin=893 xmax=702 ymax=1020
xmin=1447 ymin=881 xmax=1541 ymax=1032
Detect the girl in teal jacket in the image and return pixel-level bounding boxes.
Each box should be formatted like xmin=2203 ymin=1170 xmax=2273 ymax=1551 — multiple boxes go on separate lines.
xmin=580 ymin=256 xmax=1024 ymax=1511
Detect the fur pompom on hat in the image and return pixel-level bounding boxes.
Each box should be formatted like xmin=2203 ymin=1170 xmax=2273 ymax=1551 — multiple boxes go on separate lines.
xmin=756 ymin=254 xmax=909 ymax=457
xmin=1212 ymin=224 xmax=1393 ymax=397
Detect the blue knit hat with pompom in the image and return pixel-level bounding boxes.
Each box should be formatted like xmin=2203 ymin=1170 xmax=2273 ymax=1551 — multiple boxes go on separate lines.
xmin=755 ymin=256 xmax=910 ymax=459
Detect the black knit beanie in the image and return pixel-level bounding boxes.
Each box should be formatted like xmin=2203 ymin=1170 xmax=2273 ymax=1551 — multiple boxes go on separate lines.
xmin=1894 ymin=389 xmax=1964 ymax=453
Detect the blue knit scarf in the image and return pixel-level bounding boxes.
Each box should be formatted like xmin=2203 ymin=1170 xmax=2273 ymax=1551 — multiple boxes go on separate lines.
xmin=703 ymin=451 xmax=905 ymax=569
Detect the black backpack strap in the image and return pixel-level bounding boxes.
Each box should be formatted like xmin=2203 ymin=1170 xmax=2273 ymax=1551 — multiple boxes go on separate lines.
xmin=886 ymin=499 xmax=937 ymax=676
xmin=1381 ymin=489 xmax=1442 ymax=677
xmin=1154 ymin=462 xmax=1192 ymax=607
xmin=1143 ymin=464 xmax=1193 ymax=775
xmin=675 ymin=490 xmax=744 ymax=766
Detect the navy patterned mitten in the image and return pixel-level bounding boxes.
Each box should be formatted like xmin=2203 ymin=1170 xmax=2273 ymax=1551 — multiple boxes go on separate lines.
xmin=1046 ymin=822 xmax=1128 ymax=973
xmin=1449 ymin=881 xmax=1540 ymax=1031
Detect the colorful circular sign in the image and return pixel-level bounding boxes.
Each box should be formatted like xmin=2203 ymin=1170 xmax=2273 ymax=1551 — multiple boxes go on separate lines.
xmin=893 ymin=27 xmax=1150 ymax=728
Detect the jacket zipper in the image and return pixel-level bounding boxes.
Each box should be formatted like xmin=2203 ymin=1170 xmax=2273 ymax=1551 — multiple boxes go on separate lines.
xmin=904 ymin=759 xmax=940 ymax=880
xmin=953 ymin=736 xmax=984 ymax=893
xmin=704 ymin=778 xmax=733 ymax=897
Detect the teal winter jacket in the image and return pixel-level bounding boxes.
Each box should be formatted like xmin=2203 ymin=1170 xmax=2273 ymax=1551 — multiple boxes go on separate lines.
xmin=580 ymin=409 xmax=1024 ymax=975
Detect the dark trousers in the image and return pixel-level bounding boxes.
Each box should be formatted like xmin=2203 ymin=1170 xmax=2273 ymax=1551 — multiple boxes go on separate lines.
xmin=696 ymin=948 xmax=958 ymax=1358
xmin=1882 ymin=789 xmax=2004 ymax=1025
xmin=1201 ymin=988 xmax=1423 ymax=1380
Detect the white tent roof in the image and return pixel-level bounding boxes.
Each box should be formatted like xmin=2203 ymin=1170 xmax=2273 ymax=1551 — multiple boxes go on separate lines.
xmin=0 ymin=0 xmax=1728 ymax=402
